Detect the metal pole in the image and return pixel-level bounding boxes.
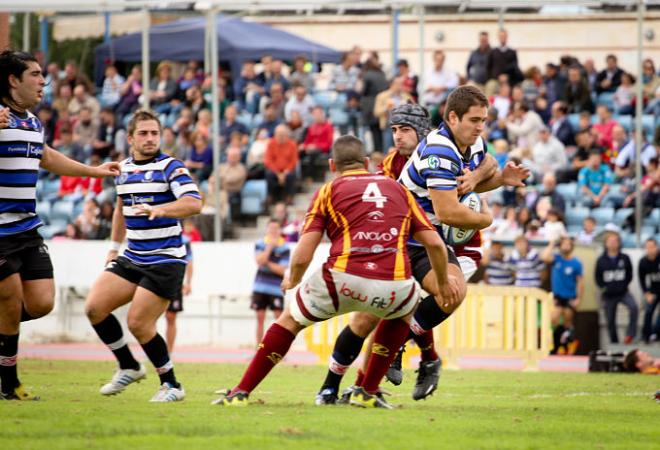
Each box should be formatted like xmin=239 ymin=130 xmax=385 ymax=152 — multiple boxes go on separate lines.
xmin=391 ymin=6 xmax=400 ymax=78
xmin=204 ymin=16 xmax=210 ymax=74
xmin=141 ymin=8 xmax=150 ymax=109
xmin=417 ymin=4 xmax=425 ymax=100
xmin=498 ymin=7 xmax=505 ymax=31
xmin=634 ymin=0 xmax=644 ymax=247
xmin=39 ymin=16 xmax=48 ymax=66
xmin=22 ymin=12 xmax=30 ymax=52
xmin=104 ymin=12 xmax=111 ymax=44
xmin=209 ymin=9 xmax=222 ymax=242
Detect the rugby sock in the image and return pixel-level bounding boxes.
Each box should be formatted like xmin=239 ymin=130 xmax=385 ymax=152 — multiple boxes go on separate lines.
xmin=321 ymin=325 xmax=365 ymax=392
xmin=411 ymin=330 xmax=439 ymax=362
xmin=92 ymin=314 xmax=140 ymax=370
xmin=409 ymin=295 xmax=450 ymax=335
xmin=234 ymin=323 xmax=295 ymax=395
xmin=354 ymin=369 xmax=365 ymax=386
xmin=0 ymin=333 xmax=19 ymax=394
xmin=20 ymin=305 xmax=37 ymax=322
xmin=551 ymin=325 xmax=565 ymax=354
xmin=361 ymin=318 xmax=410 ymax=394
xmin=141 ymin=334 xmax=179 ymax=388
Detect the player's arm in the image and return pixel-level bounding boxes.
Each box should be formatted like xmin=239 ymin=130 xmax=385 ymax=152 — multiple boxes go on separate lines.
xmin=41 ymin=145 xmax=119 ymax=178
xmin=456 ymin=153 xmax=497 ymax=195
xmin=183 ymin=259 xmax=193 ymax=296
xmin=106 ymin=196 xmax=127 ymax=264
xmin=283 ymin=231 xmax=322 ymax=290
xmin=413 ymin=229 xmax=461 ymax=308
xmin=429 ymin=188 xmax=492 ymax=229
xmin=540 ymin=239 xmax=556 ymax=264
xmin=255 ymin=244 xmax=274 ymax=266
xmin=134 ymin=195 xmax=202 ymax=220
xmin=266 ymin=260 xmax=287 ymax=277
xmin=464 ymin=159 xmax=530 ymax=194
xmin=572 ymin=275 xmax=584 ymax=308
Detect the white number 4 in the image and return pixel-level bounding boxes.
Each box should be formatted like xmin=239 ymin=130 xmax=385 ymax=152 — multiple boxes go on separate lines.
xmin=362 ymin=182 xmax=387 ymax=208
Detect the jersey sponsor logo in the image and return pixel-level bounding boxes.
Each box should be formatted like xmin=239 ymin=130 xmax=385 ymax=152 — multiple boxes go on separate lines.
xmin=603 ymin=269 xmax=626 ymax=282
xmin=364 ymin=262 xmax=378 ymax=271
xmin=371 ymin=343 xmax=389 ymax=357
xmin=132 ymin=195 xmax=154 ymax=204
xmin=366 ymin=211 xmax=385 ymax=222
xmin=427 ymin=154 xmax=441 ymax=170
xmin=352 ymin=230 xmax=397 ymax=241
xmin=143 ymin=171 xmax=154 ymax=181
xmin=118 ymin=173 xmax=129 ymax=184
xmin=349 ymin=246 xmax=397 ymax=254
xmin=175 ymin=167 xmax=190 ymax=177
xmin=38 ymin=244 xmax=49 ymax=255
xmin=338 ymin=283 xmax=395 ymax=309
xmin=28 ymin=144 xmax=43 ymax=157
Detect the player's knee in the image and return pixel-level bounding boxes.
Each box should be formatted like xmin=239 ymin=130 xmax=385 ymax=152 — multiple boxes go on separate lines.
xmin=349 ymin=313 xmax=378 ymax=337
xmin=25 ymin=298 xmax=54 ymax=318
xmin=165 ymin=312 xmax=176 ymax=325
xmin=84 ymin=301 xmax=105 ymax=323
xmin=127 ymin=316 xmax=150 ymax=340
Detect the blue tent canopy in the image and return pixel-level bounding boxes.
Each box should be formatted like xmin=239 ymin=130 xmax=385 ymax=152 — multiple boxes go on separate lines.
xmin=94 ymin=15 xmax=341 ymax=82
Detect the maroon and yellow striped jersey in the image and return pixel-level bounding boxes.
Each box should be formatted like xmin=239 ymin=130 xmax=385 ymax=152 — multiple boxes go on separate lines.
xmin=302 ymin=169 xmax=434 ymax=281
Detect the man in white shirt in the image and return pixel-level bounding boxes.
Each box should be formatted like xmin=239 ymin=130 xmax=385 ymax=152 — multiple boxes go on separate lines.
xmin=532 ymin=127 xmax=569 ymax=177
xmin=422 ymin=50 xmax=459 ymax=107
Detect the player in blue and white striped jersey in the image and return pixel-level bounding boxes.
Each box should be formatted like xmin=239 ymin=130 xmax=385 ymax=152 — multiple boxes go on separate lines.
xmin=85 ymin=110 xmax=201 ymax=403
xmin=510 ymin=235 xmax=545 ymax=288
xmin=483 ymin=241 xmax=514 ymax=286
xmin=0 ymin=50 xmax=119 ymax=401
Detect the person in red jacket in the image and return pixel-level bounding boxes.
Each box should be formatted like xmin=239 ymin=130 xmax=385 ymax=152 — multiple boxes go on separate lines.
xmin=300 ymin=106 xmax=334 ymax=182
xmin=264 ymin=124 xmax=299 ymax=205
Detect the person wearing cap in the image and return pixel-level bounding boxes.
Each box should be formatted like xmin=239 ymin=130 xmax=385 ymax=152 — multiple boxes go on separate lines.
xmin=595 ymin=230 xmax=638 ymax=344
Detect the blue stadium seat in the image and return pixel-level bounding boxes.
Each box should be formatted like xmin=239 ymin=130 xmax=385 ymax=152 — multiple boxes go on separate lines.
xmin=38 ymin=224 xmax=67 ymax=240
xmin=621 ymin=232 xmax=637 ymax=249
xmin=616 ymin=115 xmax=632 ymax=133
xmin=241 ymin=179 xmax=267 ymax=216
xmin=565 ymin=206 xmax=590 ymax=226
xmin=72 ymin=200 xmax=84 ymax=220
xmin=331 ymin=92 xmax=348 ymax=109
xmin=35 ymin=202 xmax=51 ymax=224
xmin=329 ymin=108 xmax=349 ymax=127
xmin=555 ymin=182 xmax=578 ymax=204
xmin=590 ymin=207 xmax=615 ymax=224
xmin=236 ymin=113 xmax=253 ymax=130
xmin=50 ymin=200 xmax=75 ymax=223
xmin=313 ymin=91 xmax=334 ymax=110
xmin=649 ymin=208 xmax=660 ymax=227
xmin=641 ymin=225 xmax=656 ymax=238
xmin=613 ymin=207 xmax=633 ymax=226
xmin=40 ymin=179 xmax=60 ymax=201
xmin=568 ymin=113 xmax=580 ymax=130
xmin=597 ymin=92 xmax=615 ymax=109
xmin=567 ymin=225 xmax=582 ymax=236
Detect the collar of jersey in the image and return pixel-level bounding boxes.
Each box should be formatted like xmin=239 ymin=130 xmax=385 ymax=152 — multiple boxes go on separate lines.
xmin=129 ymin=152 xmax=163 ymax=165
xmin=341 ymin=169 xmax=370 ymax=177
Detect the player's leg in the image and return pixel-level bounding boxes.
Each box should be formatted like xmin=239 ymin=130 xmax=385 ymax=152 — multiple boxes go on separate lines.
xmin=621 ymin=292 xmax=639 ymax=344
xmin=0 ymin=273 xmax=28 ymax=399
xmin=18 ymin=242 xmax=55 ymax=322
xmin=317 ymin=312 xmax=378 ymax=405
xmin=271 ymin=295 xmax=283 ymax=320
xmin=251 ymin=293 xmax=268 ymax=344
xmin=165 ymin=311 xmax=177 ymax=353
xmin=127 ymin=287 xmax=182 ymax=401
xmin=550 ymin=300 xmax=566 ymax=354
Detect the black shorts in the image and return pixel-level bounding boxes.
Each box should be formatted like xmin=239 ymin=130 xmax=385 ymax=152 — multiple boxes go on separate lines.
xmin=106 ymin=256 xmax=185 ymax=302
xmin=167 ymin=297 xmax=183 ymax=313
xmin=554 ymin=295 xmax=573 ymax=308
xmin=407 ymin=243 xmax=460 ymax=285
xmin=251 ymin=292 xmax=283 ymax=311
xmin=0 ymin=229 xmax=54 ymax=281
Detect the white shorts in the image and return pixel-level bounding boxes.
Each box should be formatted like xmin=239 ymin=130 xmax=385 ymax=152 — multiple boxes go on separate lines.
xmin=457 ymin=256 xmax=478 ymax=282
xmin=289 ymin=266 xmax=420 ymax=327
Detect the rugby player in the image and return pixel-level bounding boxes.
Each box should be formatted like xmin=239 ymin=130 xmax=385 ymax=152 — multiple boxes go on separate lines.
xmin=213 ymin=135 xmax=460 ymax=409
xmin=84 ymin=110 xmax=201 ymax=402
xmin=0 ymin=50 xmax=119 ymax=400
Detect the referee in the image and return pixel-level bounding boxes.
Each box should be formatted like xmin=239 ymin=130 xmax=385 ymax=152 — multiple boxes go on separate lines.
xmin=0 ymin=50 xmax=119 ymax=400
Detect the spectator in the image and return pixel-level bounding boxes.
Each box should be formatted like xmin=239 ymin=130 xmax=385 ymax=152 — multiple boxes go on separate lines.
xmin=185 ymin=84 xmax=209 ymax=122
xmin=73 ymin=107 xmax=99 ymax=152
xmin=100 ymin=64 xmax=125 ymax=108
xmin=492 ymin=138 xmax=509 ymax=168
xmin=246 ymin=128 xmax=271 ymax=179
xmin=193 ymin=108 xmax=213 ymax=138
xmin=550 ymin=101 xmax=575 ymax=147
xmin=483 ymin=241 xmax=513 ymax=286
xmin=575 ymin=217 xmax=597 ymax=245
xmin=300 ymin=106 xmax=333 ymax=181
xmin=642 ymin=59 xmax=660 ymax=106
xmin=623 ymin=349 xmax=660 ymax=374
xmin=614 ymin=132 xmax=657 ymax=179
xmin=510 ymin=234 xmax=545 ymax=288
xmin=490 ymin=82 xmax=512 ymax=120
xmin=466 ymin=31 xmax=492 ymax=87
xmin=52 ymin=83 xmax=72 ymax=115
xmin=92 ymin=107 xmax=126 ymax=159
xmin=289 ymin=55 xmax=315 ymax=93
xmin=422 ymin=50 xmax=459 ymax=107
xmin=541 ymin=208 xmax=568 ymax=241
xmin=485 ymin=107 xmax=507 ymax=142
xmin=639 ymin=238 xmax=660 ymax=343
xmin=161 ymin=127 xmax=181 ymax=159
xmin=94 ymin=200 xmax=114 ymax=240
xmin=43 ymin=62 xmax=62 ymax=105
xmin=397 ymin=59 xmax=419 ymax=101
xmin=62 ymin=60 xmax=93 ymax=93
xmin=55 ymin=125 xmax=86 ymax=163
xmin=149 ymin=61 xmax=177 ymax=111
xmin=592 ymin=104 xmax=618 ymax=151
xmin=531 ymin=126 xmax=568 ymax=177
xmin=287 ymin=110 xmax=305 ymax=144
xmin=565 ymin=65 xmax=594 ymax=114
xmin=374 ymin=76 xmax=413 ymax=152
xmin=486 ymin=29 xmax=522 ymax=92
xmin=271 ymin=202 xmax=301 ymax=243
xmin=328 ymin=51 xmax=360 ymax=93
xmin=235 ymin=61 xmax=264 ymax=114
xmin=541 ymin=236 xmax=583 ymax=354
xmin=258 ymin=102 xmax=282 ymax=137
xmin=507 ymin=101 xmax=545 ymax=150
xmin=542 ymin=63 xmax=567 ymax=107
xmin=255 ymin=55 xmax=273 ymax=89
xmin=260 ymin=83 xmax=286 ymax=119
xmin=533 ymin=172 xmax=566 ymax=218
xmin=578 ymin=149 xmax=613 ymax=207
xmin=606 ymin=124 xmax=629 ymax=167
xmin=264 ymin=59 xmax=290 ymax=93
xmin=264 ymin=125 xmax=298 ymax=205
xmin=583 ymin=58 xmax=599 ymax=92
xmin=285 ymin=84 xmax=315 ymax=126
xmin=68 ymin=84 xmax=100 ymax=118
xmin=36 ymin=105 xmax=56 ymax=147
xmin=492 ymin=206 xmax=521 ymax=239
xmin=219 ymin=104 xmax=249 ymax=148
xmin=595 ymin=231 xmax=637 ymax=344
xmin=613 ymin=72 xmax=636 ymax=116
xmin=521 ymin=66 xmax=542 ymax=104
xmin=577 ymin=110 xmax=592 ymax=132
xmin=596 ymin=54 xmax=624 ymax=94
xmin=185 ymin=131 xmax=213 ymax=182
xmin=251 ymin=218 xmax=289 ymax=343
xmin=218 ymin=146 xmax=247 ymax=218
xmin=115 ymin=65 xmax=143 ymax=119
xmin=360 ymin=56 xmax=389 ymax=153
xmin=565 ymin=128 xmax=603 ymax=184
xmin=74 ymin=198 xmax=100 ymax=239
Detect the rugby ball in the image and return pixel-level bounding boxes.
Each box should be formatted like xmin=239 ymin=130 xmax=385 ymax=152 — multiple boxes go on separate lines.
xmin=441 ymin=192 xmax=481 ymax=246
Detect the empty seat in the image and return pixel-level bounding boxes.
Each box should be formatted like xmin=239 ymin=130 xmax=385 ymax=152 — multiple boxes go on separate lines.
xmin=555 ymin=182 xmax=578 ymax=204
xmin=613 ymin=207 xmax=633 ymax=226
xmin=590 ymin=207 xmax=615 ymax=224
xmin=649 ymin=208 xmax=660 ymax=227
xmin=50 ymin=200 xmax=75 ymax=223
xmin=35 ymin=202 xmax=51 ymax=224
xmin=565 ymin=207 xmax=590 ymax=226
xmin=241 ymin=179 xmax=267 ymax=216
xmin=313 ymin=91 xmax=334 ymax=110
xmin=329 ymin=108 xmax=349 ymax=127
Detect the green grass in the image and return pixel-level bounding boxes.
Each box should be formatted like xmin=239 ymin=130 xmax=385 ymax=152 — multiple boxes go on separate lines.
xmin=2 ymin=360 xmax=659 ymax=450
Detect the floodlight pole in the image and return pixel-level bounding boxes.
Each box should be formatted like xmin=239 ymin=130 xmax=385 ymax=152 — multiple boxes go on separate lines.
xmin=209 ymin=8 xmax=222 ymax=242
xmin=634 ymin=0 xmax=644 ymax=247
xmin=23 ymin=12 xmax=30 ymax=52
xmin=141 ymin=8 xmax=150 ymax=109
xmin=417 ymin=4 xmax=425 ymax=100
xmin=391 ymin=5 xmax=400 ymax=77
xmin=39 ymin=15 xmax=48 ymax=65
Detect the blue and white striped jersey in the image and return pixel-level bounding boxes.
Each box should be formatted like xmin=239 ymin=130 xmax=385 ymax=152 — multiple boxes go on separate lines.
xmin=510 ymin=248 xmax=545 ymax=288
xmin=116 ymin=152 xmax=201 ymax=265
xmin=485 ymin=257 xmax=514 ymax=286
xmin=0 ymin=106 xmax=44 ymax=237
xmin=398 ymin=123 xmax=486 ymax=235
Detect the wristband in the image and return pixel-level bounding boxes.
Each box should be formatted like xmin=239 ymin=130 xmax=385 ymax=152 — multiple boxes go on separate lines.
xmin=110 ymin=241 xmax=122 ymax=252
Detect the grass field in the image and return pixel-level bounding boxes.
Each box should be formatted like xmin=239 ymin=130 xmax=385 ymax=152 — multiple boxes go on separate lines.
xmin=2 ymin=360 xmax=658 ymax=450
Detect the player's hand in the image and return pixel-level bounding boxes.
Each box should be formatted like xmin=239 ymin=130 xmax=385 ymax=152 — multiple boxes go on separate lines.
xmin=570 ymin=298 xmax=580 ymax=309
xmin=437 ymin=276 xmax=461 ymax=311
xmin=501 ymin=161 xmax=530 ymax=187
xmin=456 ymin=168 xmax=479 ymax=195
xmin=645 ymin=292 xmax=656 ymax=304
xmin=91 ymin=161 xmax=121 ymax=178
xmin=105 ymin=250 xmax=118 ymax=266
xmin=133 ymin=203 xmax=166 ymax=220
xmin=281 ymin=277 xmax=294 ymax=293
xmin=182 ymin=283 xmax=192 ymax=296
xmin=0 ymin=108 xmax=9 ymax=129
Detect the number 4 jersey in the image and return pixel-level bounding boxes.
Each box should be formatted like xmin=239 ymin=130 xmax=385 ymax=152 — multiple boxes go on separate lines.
xmin=301 ymin=169 xmax=435 ymax=281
